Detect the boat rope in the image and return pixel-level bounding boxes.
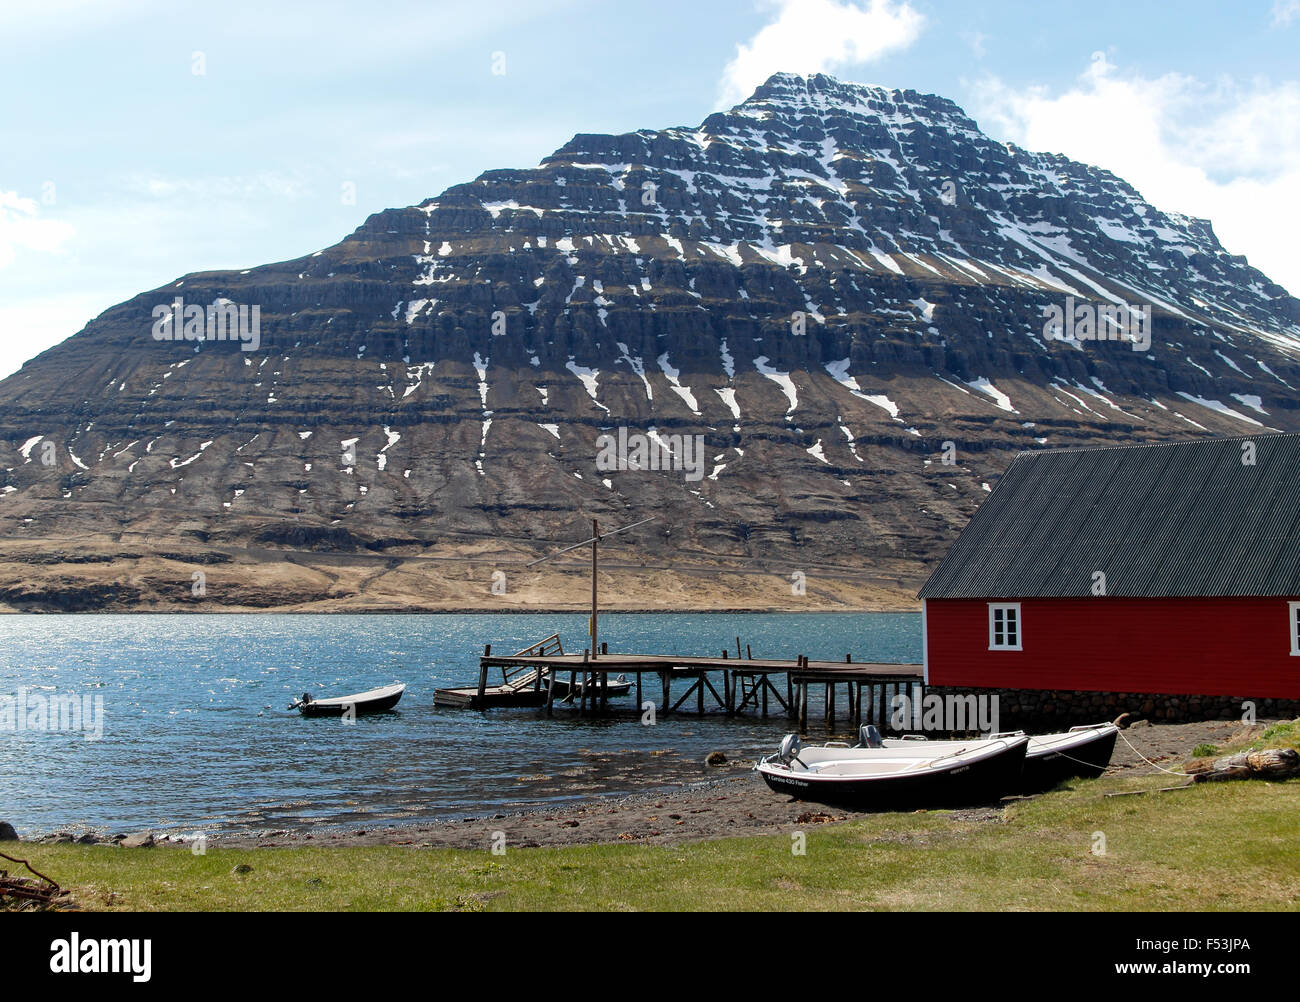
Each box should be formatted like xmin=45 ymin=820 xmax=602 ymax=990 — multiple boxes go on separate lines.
xmin=1115 ymin=728 xmax=1193 ymax=778
xmin=918 ymin=734 xmax=1019 ymax=770
xmin=1035 ymin=746 xmax=1115 ymax=770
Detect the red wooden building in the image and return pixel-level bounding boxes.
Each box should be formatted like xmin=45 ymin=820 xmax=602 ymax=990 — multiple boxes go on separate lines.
xmin=919 ymin=434 xmax=1300 ymax=700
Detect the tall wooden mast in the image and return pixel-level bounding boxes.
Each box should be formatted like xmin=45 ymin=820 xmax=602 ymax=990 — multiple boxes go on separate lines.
xmin=591 ymin=518 xmax=599 ymax=659
xmin=526 ymin=516 xmax=655 ymax=661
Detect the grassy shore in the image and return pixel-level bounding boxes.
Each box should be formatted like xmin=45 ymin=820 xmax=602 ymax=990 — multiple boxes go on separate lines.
xmin=17 ymin=772 xmax=1299 ymax=912
xmin=1192 ymin=718 xmax=1300 ymax=759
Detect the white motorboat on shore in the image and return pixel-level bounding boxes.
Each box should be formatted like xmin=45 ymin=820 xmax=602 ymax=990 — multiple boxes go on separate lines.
xmin=756 ymin=730 xmax=1030 ymax=809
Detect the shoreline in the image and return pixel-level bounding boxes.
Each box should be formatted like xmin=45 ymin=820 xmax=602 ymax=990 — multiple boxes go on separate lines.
xmin=0 ymin=543 xmax=927 ymax=616
xmin=25 ymin=718 xmax=1256 ymax=852
xmin=209 ymin=719 xmax=1275 ymax=849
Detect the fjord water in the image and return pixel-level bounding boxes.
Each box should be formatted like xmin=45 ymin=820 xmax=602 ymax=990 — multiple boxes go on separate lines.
xmin=2 ymin=613 xmax=919 ymax=837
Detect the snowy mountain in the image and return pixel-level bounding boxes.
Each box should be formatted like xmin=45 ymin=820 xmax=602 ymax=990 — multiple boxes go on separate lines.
xmin=1 ymin=72 xmax=1296 ymax=611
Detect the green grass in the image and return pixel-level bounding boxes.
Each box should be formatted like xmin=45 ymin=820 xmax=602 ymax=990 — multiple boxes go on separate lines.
xmin=1250 ymin=719 xmax=1300 ymax=753
xmin=1191 ymin=716 xmax=1300 ymax=762
xmin=16 ymin=774 xmax=1300 ymax=912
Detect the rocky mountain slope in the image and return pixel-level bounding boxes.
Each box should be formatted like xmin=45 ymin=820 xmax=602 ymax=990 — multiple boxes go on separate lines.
xmin=1 ymin=72 xmax=1297 ymax=612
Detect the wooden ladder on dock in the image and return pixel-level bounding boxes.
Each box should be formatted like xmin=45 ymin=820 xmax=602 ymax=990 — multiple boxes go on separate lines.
xmin=732 ymin=670 xmax=790 ymax=716
xmin=505 ymin=633 xmax=607 ymax=706
xmin=499 ymin=633 xmax=565 ymax=694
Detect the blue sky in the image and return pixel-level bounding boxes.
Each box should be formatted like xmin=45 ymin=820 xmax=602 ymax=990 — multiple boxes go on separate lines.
xmin=2 ymin=0 xmax=1297 ymax=378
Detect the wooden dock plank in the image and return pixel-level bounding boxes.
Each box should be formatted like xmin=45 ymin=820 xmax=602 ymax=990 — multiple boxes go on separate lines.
xmin=477 ymin=652 xmax=921 ymax=679
xmin=433 ymin=685 xmax=550 ymax=709
xmin=440 ymin=647 xmax=922 ymax=718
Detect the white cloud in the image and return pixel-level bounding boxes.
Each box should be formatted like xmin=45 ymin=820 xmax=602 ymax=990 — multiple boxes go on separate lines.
xmin=0 ymin=0 xmax=159 ymax=31
xmin=963 ymin=31 xmax=989 ymax=60
xmin=717 ymin=0 xmax=924 ymax=109
xmin=0 ymin=294 xmax=109 ymax=379
xmin=1272 ymin=0 xmax=1300 ymax=27
xmin=122 ymin=172 xmax=311 ymax=201
xmin=0 ymin=192 xmax=75 ymax=271
xmin=970 ymin=55 xmax=1300 ymax=296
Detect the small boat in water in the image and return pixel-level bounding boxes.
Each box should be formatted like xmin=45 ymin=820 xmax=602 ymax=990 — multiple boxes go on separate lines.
xmin=289 ymin=683 xmax=405 ymax=717
xmin=756 ymin=730 xmax=1030 ymax=809
xmin=546 ymin=673 xmax=633 ymax=700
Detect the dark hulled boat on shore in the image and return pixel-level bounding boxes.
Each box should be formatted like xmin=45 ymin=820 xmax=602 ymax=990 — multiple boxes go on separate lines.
xmin=755 ymin=732 xmax=1030 ymax=810
xmin=1017 ymin=723 xmax=1120 ymax=791
xmin=879 ymin=722 xmax=1121 ymax=793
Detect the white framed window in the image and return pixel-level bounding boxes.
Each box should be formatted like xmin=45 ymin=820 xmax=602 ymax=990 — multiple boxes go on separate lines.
xmin=1289 ymin=602 xmax=1300 ymax=657
xmin=989 ymin=603 xmax=1022 ymax=651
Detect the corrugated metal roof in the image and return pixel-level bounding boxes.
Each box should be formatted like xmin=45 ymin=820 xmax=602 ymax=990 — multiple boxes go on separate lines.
xmin=918 ymin=433 xmax=1300 ymax=599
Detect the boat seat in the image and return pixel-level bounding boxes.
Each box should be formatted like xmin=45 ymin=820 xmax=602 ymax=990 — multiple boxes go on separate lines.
xmin=856 ymin=724 xmax=884 ymax=748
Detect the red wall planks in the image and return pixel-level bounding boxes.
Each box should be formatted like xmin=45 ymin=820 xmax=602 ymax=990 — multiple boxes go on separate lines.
xmin=925 ymin=597 xmax=1300 ymax=698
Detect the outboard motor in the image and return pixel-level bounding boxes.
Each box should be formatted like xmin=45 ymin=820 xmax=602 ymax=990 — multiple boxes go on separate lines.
xmin=856 ymin=724 xmax=884 ymax=748
xmin=777 ymin=733 xmax=802 ymax=764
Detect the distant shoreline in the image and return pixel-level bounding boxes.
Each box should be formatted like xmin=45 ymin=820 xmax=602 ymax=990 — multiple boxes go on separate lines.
xmin=0 ymin=540 xmax=927 ymax=615
xmin=0 ymin=605 xmax=923 ymax=615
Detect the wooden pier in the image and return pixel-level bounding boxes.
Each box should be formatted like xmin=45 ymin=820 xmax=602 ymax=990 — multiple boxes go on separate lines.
xmin=434 ymin=634 xmax=566 ymax=709
xmin=434 ymin=634 xmax=923 ymax=731
xmin=434 ymin=521 xmax=923 ymax=729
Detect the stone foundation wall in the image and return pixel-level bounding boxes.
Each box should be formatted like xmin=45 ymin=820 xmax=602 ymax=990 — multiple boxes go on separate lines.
xmin=921 ymin=685 xmax=1300 ymax=733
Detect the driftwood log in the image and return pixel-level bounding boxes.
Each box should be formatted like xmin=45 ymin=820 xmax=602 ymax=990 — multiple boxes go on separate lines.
xmin=0 ymin=850 xmax=62 ymax=911
xmin=1188 ymin=748 xmax=1300 ymax=783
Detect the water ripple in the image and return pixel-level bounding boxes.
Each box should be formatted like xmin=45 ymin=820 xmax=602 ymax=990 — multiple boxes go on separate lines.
xmin=0 ymin=611 xmax=919 ymax=836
